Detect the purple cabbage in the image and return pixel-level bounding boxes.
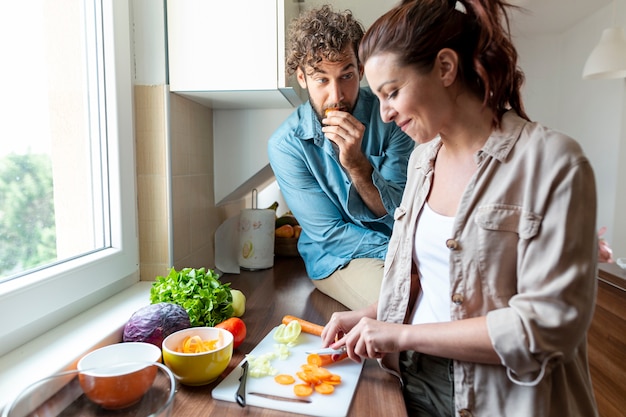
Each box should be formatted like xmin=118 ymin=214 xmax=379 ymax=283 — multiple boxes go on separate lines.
xmin=123 ymin=302 xmax=191 ymax=347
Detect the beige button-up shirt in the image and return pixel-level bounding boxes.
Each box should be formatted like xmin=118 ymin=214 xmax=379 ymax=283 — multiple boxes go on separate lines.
xmin=378 ymin=111 xmax=599 ymax=416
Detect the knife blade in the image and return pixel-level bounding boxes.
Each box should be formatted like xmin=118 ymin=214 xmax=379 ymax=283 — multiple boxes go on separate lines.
xmin=305 ymin=346 xmax=346 ymax=355
xmin=235 ymin=361 xmax=248 ymax=407
xmin=249 ymin=392 xmax=312 ymax=404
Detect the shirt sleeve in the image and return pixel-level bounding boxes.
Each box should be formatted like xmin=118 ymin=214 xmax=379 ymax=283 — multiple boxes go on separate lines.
xmin=268 ymin=137 xmax=390 ymax=264
xmin=486 ymin=149 xmax=598 ymax=385
xmin=370 ymin=125 xmax=415 ymax=216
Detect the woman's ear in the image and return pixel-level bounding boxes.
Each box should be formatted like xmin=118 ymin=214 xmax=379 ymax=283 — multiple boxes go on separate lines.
xmin=436 ymin=48 xmax=459 ymax=87
xmin=296 ymin=67 xmax=308 ymax=89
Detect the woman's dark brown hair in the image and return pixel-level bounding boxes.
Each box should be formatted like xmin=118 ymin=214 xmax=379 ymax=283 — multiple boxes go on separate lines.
xmin=360 ymin=0 xmax=529 ymax=128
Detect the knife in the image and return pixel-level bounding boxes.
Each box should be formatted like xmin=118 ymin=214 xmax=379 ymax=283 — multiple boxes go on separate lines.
xmin=235 ymin=361 xmax=248 ymax=407
xmin=249 ymin=392 xmax=312 ymax=404
xmin=305 ymin=346 xmax=346 ymax=355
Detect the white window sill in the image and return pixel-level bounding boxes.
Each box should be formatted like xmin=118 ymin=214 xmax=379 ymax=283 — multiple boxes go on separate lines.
xmin=0 ymin=281 xmax=152 ymax=412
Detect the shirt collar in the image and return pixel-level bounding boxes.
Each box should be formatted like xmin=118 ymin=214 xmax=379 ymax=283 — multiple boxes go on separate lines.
xmin=479 ymin=110 xmax=526 ymax=162
xmin=413 ymin=110 xmax=528 ymax=172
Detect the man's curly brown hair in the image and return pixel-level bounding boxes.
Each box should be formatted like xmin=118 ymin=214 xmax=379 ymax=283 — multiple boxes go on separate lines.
xmin=286 ymin=5 xmax=365 ymax=76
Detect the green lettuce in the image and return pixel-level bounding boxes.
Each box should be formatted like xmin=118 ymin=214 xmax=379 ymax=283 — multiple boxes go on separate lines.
xmin=149 ymin=267 xmax=233 ymax=327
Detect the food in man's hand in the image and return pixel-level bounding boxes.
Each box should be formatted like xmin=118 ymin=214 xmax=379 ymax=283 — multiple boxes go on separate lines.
xmin=325 ymin=107 xmax=340 ymax=116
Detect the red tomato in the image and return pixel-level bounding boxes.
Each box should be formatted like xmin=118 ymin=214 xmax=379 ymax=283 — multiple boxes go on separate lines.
xmin=216 ymin=317 xmax=246 ymax=349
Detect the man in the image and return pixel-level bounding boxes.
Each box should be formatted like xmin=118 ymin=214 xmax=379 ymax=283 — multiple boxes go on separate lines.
xmin=267 ymin=5 xmax=414 ymax=310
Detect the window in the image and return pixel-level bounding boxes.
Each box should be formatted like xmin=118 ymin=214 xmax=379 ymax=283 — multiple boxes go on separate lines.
xmin=0 ymin=0 xmax=138 ymax=357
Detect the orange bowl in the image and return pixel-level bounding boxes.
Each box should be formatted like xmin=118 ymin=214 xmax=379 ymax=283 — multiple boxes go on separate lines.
xmin=76 ymin=342 xmax=162 ymax=409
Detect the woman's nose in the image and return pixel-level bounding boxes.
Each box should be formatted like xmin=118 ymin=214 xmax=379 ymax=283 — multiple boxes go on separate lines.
xmin=380 ymin=102 xmax=396 ymax=123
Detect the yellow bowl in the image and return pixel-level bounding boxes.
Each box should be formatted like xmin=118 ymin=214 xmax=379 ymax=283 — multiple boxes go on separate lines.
xmin=76 ymin=342 xmax=163 ymax=409
xmin=162 ymin=327 xmax=233 ymax=386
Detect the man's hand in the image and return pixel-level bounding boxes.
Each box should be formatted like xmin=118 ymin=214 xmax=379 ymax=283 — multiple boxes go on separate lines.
xmin=322 ymin=111 xmax=386 ymax=217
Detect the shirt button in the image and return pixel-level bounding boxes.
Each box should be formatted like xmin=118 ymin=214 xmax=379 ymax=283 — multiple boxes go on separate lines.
xmin=452 ymin=293 xmax=464 ymax=305
xmin=446 ymin=238 xmax=459 ymax=250
xmin=458 ymin=409 xmax=473 ymax=417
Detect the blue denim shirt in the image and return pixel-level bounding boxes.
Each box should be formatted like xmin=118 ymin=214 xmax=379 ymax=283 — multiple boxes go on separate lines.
xmin=267 ymin=88 xmax=414 ymax=279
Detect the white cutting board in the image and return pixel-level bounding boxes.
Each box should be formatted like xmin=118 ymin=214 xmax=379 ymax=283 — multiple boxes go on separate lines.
xmin=212 ymin=327 xmax=364 ymax=417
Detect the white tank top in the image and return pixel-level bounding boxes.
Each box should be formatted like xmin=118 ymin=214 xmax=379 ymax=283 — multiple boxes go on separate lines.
xmin=410 ymin=203 xmax=455 ymax=325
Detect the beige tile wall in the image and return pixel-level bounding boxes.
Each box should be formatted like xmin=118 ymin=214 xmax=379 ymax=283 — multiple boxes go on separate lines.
xmin=169 ymin=92 xmax=219 ymax=270
xmin=134 ymin=85 xmax=244 ymax=281
xmin=135 ymin=85 xmax=170 ymax=280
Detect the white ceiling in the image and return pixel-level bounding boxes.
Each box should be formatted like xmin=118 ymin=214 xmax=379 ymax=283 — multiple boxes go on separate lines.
xmin=303 ymin=0 xmax=613 ymax=36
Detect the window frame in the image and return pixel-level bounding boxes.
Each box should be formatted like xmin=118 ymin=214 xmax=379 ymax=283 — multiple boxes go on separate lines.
xmin=0 ymin=0 xmax=138 ymax=358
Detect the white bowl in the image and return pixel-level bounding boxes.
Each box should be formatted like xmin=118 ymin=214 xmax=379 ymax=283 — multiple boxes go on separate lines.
xmin=76 ymin=342 xmax=163 ymax=409
xmin=616 ymin=257 xmax=626 ymax=270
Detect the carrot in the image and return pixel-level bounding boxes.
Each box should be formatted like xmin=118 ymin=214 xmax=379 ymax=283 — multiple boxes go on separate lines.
xmin=314 ymin=382 xmax=335 ymax=395
xmin=326 ymin=374 xmax=342 ymax=385
xmin=274 ymin=374 xmax=295 ymax=385
xmin=294 ymin=384 xmax=314 ymax=397
xmin=282 ymin=315 xmax=324 ymax=336
xmin=307 ymin=352 xmax=348 ymax=367
xmin=177 ymin=335 xmax=218 ymax=353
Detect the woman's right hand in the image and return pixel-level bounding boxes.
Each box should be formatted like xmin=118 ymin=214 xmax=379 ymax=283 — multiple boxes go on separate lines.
xmin=321 ymin=303 xmax=377 ymax=348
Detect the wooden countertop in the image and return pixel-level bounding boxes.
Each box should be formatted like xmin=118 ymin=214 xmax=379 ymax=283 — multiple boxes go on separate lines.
xmin=170 ymin=256 xmax=408 ymax=417
xmin=597 ymin=262 xmax=626 ymax=291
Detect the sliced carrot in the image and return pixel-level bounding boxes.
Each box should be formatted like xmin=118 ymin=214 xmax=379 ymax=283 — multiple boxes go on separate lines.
xmin=294 ymin=384 xmax=314 ymax=397
xmin=296 ymin=371 xmax=315 ymax=384
xmin=314 ymin=382 xmax=335 ymax=395
xmin=178 ymin=335 xmax=218 ymax=353
xmin=282 ymin=315 xmax=324 ymax=336
xmin=307 ymin=353 xmax=323 ymax=366
xmin=326 ymin=374 xmax=342 ymax=385
xmin=307 ymin=352 xmax=348 ymax=367
xmin=274 ymin=374 xmax=295 ymax=385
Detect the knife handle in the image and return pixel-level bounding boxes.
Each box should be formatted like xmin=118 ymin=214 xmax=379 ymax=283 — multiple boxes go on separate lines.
xmin=235 ymin=361 xmax=248 ymax=407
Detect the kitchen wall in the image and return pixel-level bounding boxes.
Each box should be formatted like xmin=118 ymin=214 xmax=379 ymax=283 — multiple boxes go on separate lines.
xmin=132 ymin=1 xmax=243 ymax=278
xmin=515 ymin=1 xmax=626 ymax=258
xmin=132 ymin=0 xmax=626 ymax=274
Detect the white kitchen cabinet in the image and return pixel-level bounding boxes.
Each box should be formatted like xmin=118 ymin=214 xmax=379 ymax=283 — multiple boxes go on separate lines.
xmin=166 ymin=0 xmax=303 ymax=109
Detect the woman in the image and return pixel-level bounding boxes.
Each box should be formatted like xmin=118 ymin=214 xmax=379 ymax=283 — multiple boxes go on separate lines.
xmin=320 ymin=1 xmax=599 ymax=416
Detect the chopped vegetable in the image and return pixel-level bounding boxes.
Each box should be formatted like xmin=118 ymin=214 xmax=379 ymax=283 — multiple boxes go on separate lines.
xmin=247 ymin=352 xmax=280 ymax=378
xmin=274 ymin=343 xmax=291 ymax=360
xmin=294 ymin=384 xmax=314 ymax=397
xmin=273 ymin=320 xmax=302 ymax=345
xmin=177 ymin=335 xmax=218 ymax=353
xmin=281 ymin=315 xmax=324 ymax=336
xmin=274 ymin=374 xmax=296 ymax=385
xmin=275 ymin=359 xmax=343 ymax=397
xmin=306 ymin=352 xmax=348 ymax=367
xmin=150 ymin=267 xmax=233 ymax=327
xmin=314 ymin=382 xmax=335 ymax=395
